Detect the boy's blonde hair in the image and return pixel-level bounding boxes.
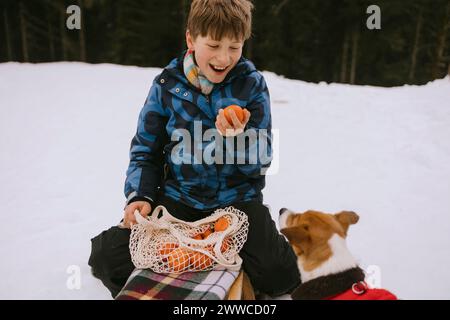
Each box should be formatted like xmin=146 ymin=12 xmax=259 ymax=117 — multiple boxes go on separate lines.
xmin=187 ymin=0 xmax=254 ymax=41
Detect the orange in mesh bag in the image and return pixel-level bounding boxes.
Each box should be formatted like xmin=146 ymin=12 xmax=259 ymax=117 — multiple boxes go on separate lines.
xmin=129 ymin=205 xmax=249 ymax=273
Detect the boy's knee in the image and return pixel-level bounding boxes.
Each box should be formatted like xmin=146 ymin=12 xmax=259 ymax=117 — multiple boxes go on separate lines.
xmin=88 ymin=232 xmax=109 ymax=276
xmin=88 ymin=227 xmax=133 ymax=278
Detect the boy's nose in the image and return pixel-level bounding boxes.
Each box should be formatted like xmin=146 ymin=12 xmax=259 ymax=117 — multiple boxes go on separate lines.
xmin=216 ymin=51 xmax=230 ymax=65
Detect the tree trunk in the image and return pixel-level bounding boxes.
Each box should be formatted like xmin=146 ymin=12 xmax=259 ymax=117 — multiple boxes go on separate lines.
xmin=340 ymin=31 xmax=349 ymax=83
xmin=59 ymin=3 xmax=68 ymax=60
xmin=273 ymin=0 xmax=290 ymax=16
xmin=19 ymin=1 xmax=29 ymax=62
xmin=245 ymin=37 xmax=253 ymax=60
xmin=180 ymin=0 xmax=187 ymax=51
xmin=78 ymin=0 xmax=86 ymax=61
xmin=409 ymin=8 xmax=423 ymax=82
xmin=350 ymin=28 xmax=359 ymax=85
xmin=3 ymin=8 xmax=13 ymax=61
xmin=47 ymin=4 xmax=56 ymax=61
xmin=432 ymin=2 xmax=450 ymax=79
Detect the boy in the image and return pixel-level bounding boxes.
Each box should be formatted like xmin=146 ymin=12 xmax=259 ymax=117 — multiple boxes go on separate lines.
xmin=89 ymin=0 xmax=300 ymax=298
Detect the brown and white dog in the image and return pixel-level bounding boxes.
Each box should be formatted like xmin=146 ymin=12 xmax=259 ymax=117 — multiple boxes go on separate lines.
xmin=279 ymin=209 xmax=397 ymax=300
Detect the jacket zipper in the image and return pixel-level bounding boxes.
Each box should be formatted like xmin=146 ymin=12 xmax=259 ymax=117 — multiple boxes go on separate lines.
xmin=205 ymin=91 xmax=221 ymax=196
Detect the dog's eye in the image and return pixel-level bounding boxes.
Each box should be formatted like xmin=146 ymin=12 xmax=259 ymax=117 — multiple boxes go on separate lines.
xmin=302 ymin=225 xmax=309 ymax=231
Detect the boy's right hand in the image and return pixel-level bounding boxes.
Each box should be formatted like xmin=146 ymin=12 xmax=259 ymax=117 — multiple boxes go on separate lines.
xmin=123 ymin=201 xmax=152 ymax=228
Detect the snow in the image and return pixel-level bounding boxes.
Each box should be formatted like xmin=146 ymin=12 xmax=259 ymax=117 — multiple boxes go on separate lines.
xmin=0 ymin=62 xmax=449 ymax=299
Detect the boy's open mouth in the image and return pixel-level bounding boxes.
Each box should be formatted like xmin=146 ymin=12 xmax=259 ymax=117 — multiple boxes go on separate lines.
xmin=209 ymin=64 xmax=228 ymax=74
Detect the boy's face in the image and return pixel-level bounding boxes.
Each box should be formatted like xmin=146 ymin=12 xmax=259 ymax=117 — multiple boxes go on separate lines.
xmin=186 ymin=30 xmax=244 ymax=84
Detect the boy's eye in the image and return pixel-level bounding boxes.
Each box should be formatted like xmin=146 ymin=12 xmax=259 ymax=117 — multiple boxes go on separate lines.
xmin=208 ymin=45 xmax=219 ymax=48
xmin=230 ymin=47 xmax=240 ymax=50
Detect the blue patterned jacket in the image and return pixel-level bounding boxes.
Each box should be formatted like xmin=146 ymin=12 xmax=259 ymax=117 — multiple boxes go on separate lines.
xmin=124 ymin=52 xmax=272 ymax=210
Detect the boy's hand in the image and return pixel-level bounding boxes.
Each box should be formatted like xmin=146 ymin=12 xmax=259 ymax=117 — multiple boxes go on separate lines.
xmin=123 ymin=201 xmax=152 ymax=228
xmin=215 ymin=108 xmax=251 ymax=137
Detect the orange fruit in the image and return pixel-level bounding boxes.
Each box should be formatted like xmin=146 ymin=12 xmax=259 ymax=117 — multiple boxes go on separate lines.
xmin=192 ymin=233 xmax=203 ymax=240
xmin=220 ymin=238 xmax=230 ymax=253
xmin=190 ymin=251 xmax=213 ymax=269
xmin=202 ymin=228 xmax=212 ymax=239
xmin=214 ymin=217 xmax=229 ymax=232
xmin=224 ymin=105 xmax=245 ymax=125
xmin=167 ymin=248 xmax=190 ymax=272
xmin=158 ymin=242 xmax=179 ymax=256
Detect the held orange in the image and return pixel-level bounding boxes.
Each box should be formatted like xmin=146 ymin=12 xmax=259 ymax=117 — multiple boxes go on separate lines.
xmin=214 ymin=217 xmax=229 ymax=232
xmin=223 ymin=105 xmax=245 ymax=125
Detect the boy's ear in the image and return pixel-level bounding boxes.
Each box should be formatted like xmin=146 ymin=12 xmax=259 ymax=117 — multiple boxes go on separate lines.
xmin=186 ymin=30 xmax=194 ymax=50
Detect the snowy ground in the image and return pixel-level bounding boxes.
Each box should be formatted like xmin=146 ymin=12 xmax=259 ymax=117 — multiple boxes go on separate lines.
xmin=0 ymin=62 xmax=449 ymax=299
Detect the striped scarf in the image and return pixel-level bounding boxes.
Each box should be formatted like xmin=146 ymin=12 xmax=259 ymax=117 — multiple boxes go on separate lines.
xmin=183 ymin=49 xmax=215 ymax=95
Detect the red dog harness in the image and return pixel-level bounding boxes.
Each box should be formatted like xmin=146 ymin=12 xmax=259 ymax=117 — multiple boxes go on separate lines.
xmin=328 ymin=281 xmax=397 ymax=300
xmin=291 ymin=268 xmax=398 ymax=300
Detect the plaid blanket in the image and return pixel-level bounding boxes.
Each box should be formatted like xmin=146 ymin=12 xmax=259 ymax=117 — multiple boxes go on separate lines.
xmin=115 ymin=268 xmax=240 ymax=300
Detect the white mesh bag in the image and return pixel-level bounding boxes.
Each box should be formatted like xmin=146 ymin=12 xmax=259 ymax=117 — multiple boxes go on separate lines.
xmin=129 ymin=205 xmax=249 ymax=273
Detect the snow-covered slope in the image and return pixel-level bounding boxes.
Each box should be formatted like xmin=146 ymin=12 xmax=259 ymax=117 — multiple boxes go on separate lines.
xmin=0 ymin=62 xmax=449 ymax=299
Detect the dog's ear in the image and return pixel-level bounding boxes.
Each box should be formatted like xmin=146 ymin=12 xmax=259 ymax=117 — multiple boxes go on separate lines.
xmin=280 ymin=225 xmax=310 ymax=245
xmin=335 ymin=211 xmax=359 ymax=235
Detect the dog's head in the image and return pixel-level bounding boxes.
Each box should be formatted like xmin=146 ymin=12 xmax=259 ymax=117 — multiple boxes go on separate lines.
xmin=279 ymin=209 xmax=359 ymax=262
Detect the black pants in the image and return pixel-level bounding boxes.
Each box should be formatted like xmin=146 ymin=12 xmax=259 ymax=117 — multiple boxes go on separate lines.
xmin=88 ymin=195 xmax=301 ymax=298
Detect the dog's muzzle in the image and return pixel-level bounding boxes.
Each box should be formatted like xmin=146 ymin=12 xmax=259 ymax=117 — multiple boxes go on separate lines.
xmin=278 ymin=208 xmax=291 ymax=230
